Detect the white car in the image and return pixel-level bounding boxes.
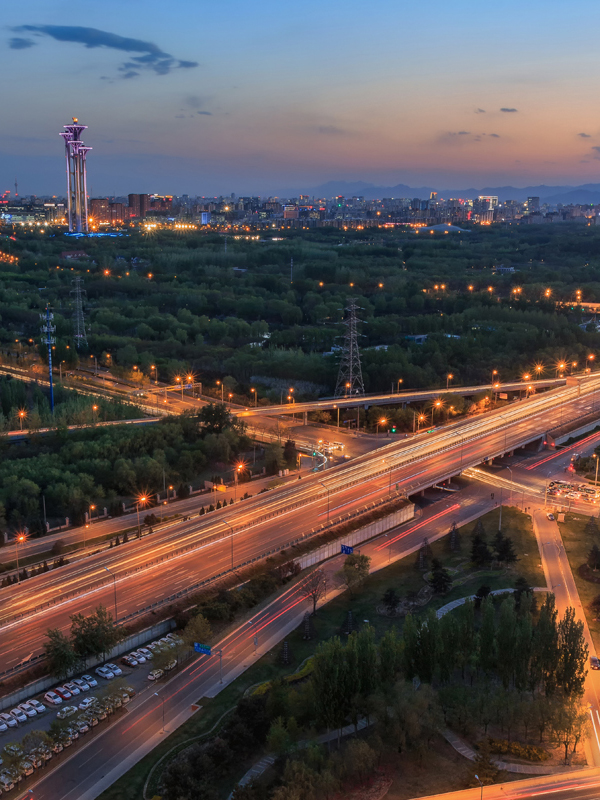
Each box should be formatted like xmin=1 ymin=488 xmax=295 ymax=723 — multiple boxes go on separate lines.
xmin=0 ymin=713 xmax=17 ymax=728
xmin=44 ymin=691 xmax=63 ymax=706
xmin=137 ymin=647 xmax=152 ymax=660
xmin=81 ymin=675 xmax=97 ymax=689
xmin=129 ymin=651 xmax=146 ymax=663
xmin=9 ymin=708 xmax=27 ymax=724
xmin=56 ymin=706 xmax=78 ymax=721
xmin=79 ymin=697 xmax=96 ymax=712
xmin=29 ymin=700 xmax=46 ymax=715
xmin=72 ymin=678 xmax=90 ymax=692
xmin=64 ymin=682 xmax=80 ymax=695
xmin=0 ymin=721 xmax=7 ymax=734
xmin=95 ymin=666 xmax=115 ymax=680
xmin=105 ymin=663 xmax=122 ymax=676
xmin=147 ymin=668 xmax=164 ymax=681
xmin=17 ymin=703 xmax=37 ymax=718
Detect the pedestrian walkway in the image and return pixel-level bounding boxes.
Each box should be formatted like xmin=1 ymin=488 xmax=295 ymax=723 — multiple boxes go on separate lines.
xmin=441 ymin=728 xmax=584 ymax=775
xmin=436 ymin=587 xmax=547 ymax=619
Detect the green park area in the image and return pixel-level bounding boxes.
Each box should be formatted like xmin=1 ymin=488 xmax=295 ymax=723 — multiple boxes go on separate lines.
xmin=97 ymin=505 xmax=580 ymax=800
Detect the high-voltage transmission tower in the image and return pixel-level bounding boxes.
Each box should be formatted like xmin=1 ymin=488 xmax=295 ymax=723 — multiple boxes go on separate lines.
xmin=40 ymin=305 xmax=56 ymax=413
xmin=334 ymin=298 xmax=365 ymax=397
xmin=59 ymin=118 xmax=92 ymax=233
xmin=71 ymin=277 xmax=88 ymax=348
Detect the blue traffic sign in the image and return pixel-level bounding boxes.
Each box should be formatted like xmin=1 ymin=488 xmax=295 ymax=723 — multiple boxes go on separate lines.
xmin=194 ymin=643 xmax=212 ymax=655
xmin=341 ymin=544 xmax=354 ymax=555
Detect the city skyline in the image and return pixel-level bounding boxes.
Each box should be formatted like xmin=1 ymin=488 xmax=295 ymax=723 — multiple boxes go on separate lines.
xmin=3 ymin=0 xmax=600 ymax=195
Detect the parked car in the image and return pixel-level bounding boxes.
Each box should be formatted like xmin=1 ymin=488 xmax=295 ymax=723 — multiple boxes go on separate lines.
xmin=95 ymin=666 xmax=115 ymax=680
xmin=0 ymin=714 xmax=17 ymax=728
xmin=130 ymin=650 xmax=146 ymax=663
xmin=0 ymin=721 xmax=7 ymax=734
xmin=72 ymin=678 xmax=91 ymax=692
xmin=164 ymin=660 xmax=177 ymax=672
xmin=148 ymin=668 xmax=164 ymax=681
xmin=122 ymin=685 xmax=136 ymax=697
xmin=79 ymin=697 xmax=96 ymax=711
xmin=28 ymin=699 xmax=46 ymax=715
xmin=121 ymin=655 xmax=138 ymax=668
xmin=591 ymin=656 xmax=600 ymax=670
xmin=9 ymin=708 xmax=27 ymax=724
xmin=74 ymin=719 xmax=89 ymax=734
xmin=81 ymin=674 xmax=98 ymax=689
xmin=0 ymin=773 xmax=15 ymax=792
xmin=51 ymin=741 xmax=64 ymax=755
xmin=64 ymin=682 xmax=80 ymax=695
xmin=17 ymin=703 xmax=37 ymax=718
xmin=43 ymin=691 xmax=62 ymax=706
xmin=105 ymin=663 xmax=122 ymax=676
xmin=27 ymin=752 xmax=42 ymax=769
xmin=18 ymin=761 xmax=34 ymax=777
xmin=65 ymin=726 xmax=79 ymax=741
xmin=54 ymin=686 xmax=72 ymax=701
xmin=3 ymin=744 xmax=22 ymax=758
xmin=146 ymin=642 xmax=159 ymax=652
xmin=34 ymin=745 xmax=52 ymax=762
xmin=167 ymin=633 xmax=183 ymax=645
xmin=137 ymin=647 xmax=152 ymax=660
xmin=56 ymin=706 xmax=77 ymax=721
xmin=547 ymin=513 xmax=555 ymax=520
xmin=58 ymin=733 xmax=72 ymax=748
xmin=158 ymin=637 xmax=175 ymax=649
xmin=79 ymin=712 xmax=98 ymax=727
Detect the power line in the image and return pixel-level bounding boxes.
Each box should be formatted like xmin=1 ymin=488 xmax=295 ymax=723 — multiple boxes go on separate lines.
xmin=334 ymin=298 xmax=365 ymax=398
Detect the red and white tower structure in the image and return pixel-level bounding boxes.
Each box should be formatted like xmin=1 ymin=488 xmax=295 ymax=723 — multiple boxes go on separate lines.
xmin=59 ymin=118 xmax=91 ymax=233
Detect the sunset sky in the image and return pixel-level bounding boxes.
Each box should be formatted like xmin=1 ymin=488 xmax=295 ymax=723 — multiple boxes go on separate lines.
xmin=3 ymin=0 xmax=600 ymax=196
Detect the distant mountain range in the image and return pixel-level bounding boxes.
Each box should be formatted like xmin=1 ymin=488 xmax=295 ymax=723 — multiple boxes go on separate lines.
xmin=304 ymin=180 xmax=600 ymax=205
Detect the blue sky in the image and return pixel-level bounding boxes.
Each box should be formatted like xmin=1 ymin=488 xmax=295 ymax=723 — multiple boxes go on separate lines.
xmin=3 ymin=0 xmax=600 ymax=196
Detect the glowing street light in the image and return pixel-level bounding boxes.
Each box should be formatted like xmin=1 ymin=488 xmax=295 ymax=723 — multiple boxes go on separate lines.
xmin=250 ymin=387 xmax=257 ymax=407
xmin=447 ymin=373 xmax=453 ymax=389
xmin=376 ymin=417 xmax=387 ymax=437
xmin=17 ymin=409 xmax=26 ymax=431
xmin=15 ymin=532 xmax=27 ymax=583
xmin=136 ymin=495 xmax=148 ymax=538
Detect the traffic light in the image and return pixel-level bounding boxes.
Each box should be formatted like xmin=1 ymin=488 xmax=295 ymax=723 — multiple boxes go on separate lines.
xmin=391 ymin=426 xmax=396 ymax=433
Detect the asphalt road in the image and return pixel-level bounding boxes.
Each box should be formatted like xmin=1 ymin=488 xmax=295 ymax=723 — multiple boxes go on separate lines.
xmin=9 ymin=485 xmax=496 ymax=800
xmin=3 ymin=377 xmax=600 ymax=672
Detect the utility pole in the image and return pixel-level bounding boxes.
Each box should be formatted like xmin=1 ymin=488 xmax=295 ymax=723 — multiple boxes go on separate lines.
xmin=290 ymin=257 xmax=293 ymax=284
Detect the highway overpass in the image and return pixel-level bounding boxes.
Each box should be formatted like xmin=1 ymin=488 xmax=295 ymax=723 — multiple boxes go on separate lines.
xmin=236 ymin=377 xmax=568 ymax=417
xmin=2 ymin=374 xmax=600 ymax=674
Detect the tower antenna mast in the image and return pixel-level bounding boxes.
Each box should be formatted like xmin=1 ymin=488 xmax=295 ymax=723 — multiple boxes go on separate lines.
xmin=40 ymin=305 xmax=56 ymax=413
xmin=71 ymin=277 xmax=88 ymax=348
xmin=59 ymin=117 xmax=92 ymax=233
xmin=334 ymin=298 xmax=365 ymax=397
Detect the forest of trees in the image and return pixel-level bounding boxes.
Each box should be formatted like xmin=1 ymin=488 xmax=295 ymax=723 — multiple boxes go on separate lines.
xmin=1 ymin=225 xmax=600 ymax=399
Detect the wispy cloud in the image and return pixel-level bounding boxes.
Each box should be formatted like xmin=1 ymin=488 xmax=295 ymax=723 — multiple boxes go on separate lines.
xmin=578 ymin=132 xmax=591 ymax=138
xmin=475 ymin=108 xmax=486 ymax=114
xmin=500 ymin=107 xmax=518 ymax=113
xmin=197 ymin=111 xmax=212 ymax=116
xmin=9 ymin=25 xmax=198 ymax=78
xmin=316 ymin=125 xmax=350 ymax=136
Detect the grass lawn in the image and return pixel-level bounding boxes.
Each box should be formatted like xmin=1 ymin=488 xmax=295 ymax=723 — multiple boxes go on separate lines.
xmin=98 ymin=505 xmax=544 ymax=800
xmin=558 ymin=513 xmax=600 ymax=650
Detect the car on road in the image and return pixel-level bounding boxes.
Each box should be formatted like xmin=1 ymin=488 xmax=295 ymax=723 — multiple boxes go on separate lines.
xmin=79 ymin=697 xmax=96 ymax=711
xmin=29 ymin=699 xmax=46 ymax=715
xmin=54 ymin=686 xmax=72 ymax=701
xmin=591 ymin=656 xmax=600 ymax=670
xmin=72 ymin=678 xmax=91 ymax=692
xmin=64 ymin=682 xmax=81 ymax=695
xmin=105 ymin=663 xmax=122 ymax=676
xmin=56 ymin=705 xmax=77 ymax=720
xmin=17 ymin=703 xmax=37 ymax=718
xmin=44 ymin=691 xmax=62 ymax=706
xmin=121 ymin=655 xmax=138 ymax=668
xmin=95 ymin=666 xmax=115 ymax=680
xmin=547 ymin=513 xmax=555 ymax=520
xmin=0 ymin=714 xmax=17 ymax=729
xmin=9 ymin=708 xmax=27 ymax=724
xmin=148 ymin=668 xmax=164 ymax=681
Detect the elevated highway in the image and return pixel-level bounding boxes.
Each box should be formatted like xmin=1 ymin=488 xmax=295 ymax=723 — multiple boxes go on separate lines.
xmin=236 ymin=377 xmax=568 ymax=417
xmin=2 ymin=375 xmax=600 ymax=672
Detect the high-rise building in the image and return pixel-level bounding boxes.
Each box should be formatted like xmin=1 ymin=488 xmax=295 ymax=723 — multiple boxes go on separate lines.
xmin=90 ymin=198 xmax=110 ymax=224
xmin=526 ymin=196 xmax=540 ymax=213
xmin=59 ymin=118 xmax=92 ymax=233
xmin=110 ymin=203 xmax=125 ymax=224
xmin=128 ymin=193 xmax=140 ymax=218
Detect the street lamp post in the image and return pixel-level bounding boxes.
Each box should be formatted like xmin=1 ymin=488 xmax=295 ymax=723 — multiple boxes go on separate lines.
xmin=474 ymin=774 xmax=483 ymax=800
xmin=376 ymin=417 xmax=387 ymax=437
xmin=251 ymin=387 xmax=257 ymax=407
xmin=14 ymin=532 xmax=26 ymax=583
xmin=318 ymin=481 xmax=330 ymax=526
xmin=103 ymin=566 xmax=118 ymax=621
xmin=446 ymin=373 xmax=453 ymax=390
xmin=216 ymin=381 xmax=224 ymax=402
xmin=224 ymin=521 xmax=234 ymax=570
xmin=136 ymin=496 xmax=147 ymax=538
xmin=397 ymin=378 xmax=403 ymax=393
xmin=154 ymin=692 xmax=165 ymax=733
xmin=187 ymin=375 xmax=194 ymax=398
xmin=151 ymin=365 xmax=157 ymax=385
xmin=18 ymin=410 xmax=26 ymax=431
xmin=594 ymin=454 xmax=599 ymax=487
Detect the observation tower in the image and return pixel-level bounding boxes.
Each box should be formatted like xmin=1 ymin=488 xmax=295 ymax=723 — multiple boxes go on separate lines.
xmin=59 ymin=118 xmax=92 ymax=233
